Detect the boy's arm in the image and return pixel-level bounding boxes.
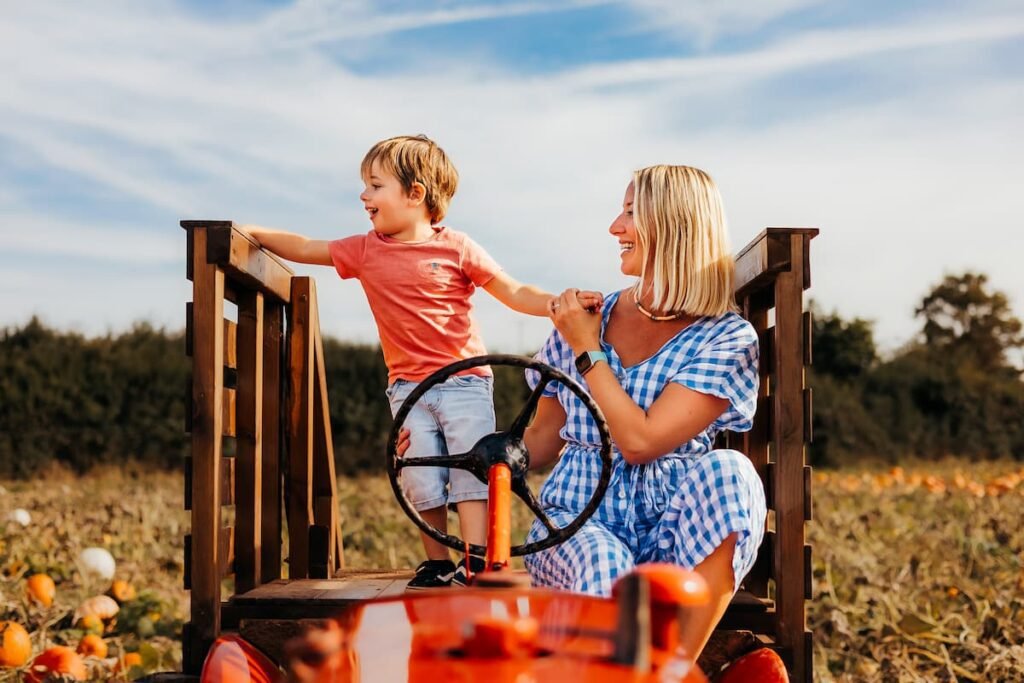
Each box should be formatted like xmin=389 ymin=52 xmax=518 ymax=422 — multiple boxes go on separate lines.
xmin=482 ymin=271 xmax=553 ymax=316
xmin=239 ymin=224 xmax=333 ymax=266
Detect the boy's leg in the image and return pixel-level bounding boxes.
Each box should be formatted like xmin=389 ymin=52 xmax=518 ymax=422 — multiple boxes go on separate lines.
xmin=436 ymin=376 xmax=496 ymax=549
xmin=386 ymin=380 xmax=452 ymax=559
xmin=453 ymin=500 xmax=487 ymax=548
xmin=418 ymin=506 xmax=452 ymax=560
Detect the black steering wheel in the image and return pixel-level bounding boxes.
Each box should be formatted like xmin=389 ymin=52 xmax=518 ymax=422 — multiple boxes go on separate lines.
xmin=386 ymin=354 xmax=613 ymax=558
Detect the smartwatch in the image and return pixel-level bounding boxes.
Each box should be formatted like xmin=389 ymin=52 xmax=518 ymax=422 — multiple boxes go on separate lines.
xmin=574 ymin=350 xmax=608 ymax=376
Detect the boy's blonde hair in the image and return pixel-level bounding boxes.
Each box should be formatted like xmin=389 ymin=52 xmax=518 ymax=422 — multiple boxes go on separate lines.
xmin=361 ymin=135 xmax=458 ymax=223
xmin=631 ymin=165 xmax=737 ymax=317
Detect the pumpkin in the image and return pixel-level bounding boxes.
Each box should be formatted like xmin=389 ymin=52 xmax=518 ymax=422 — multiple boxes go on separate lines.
xmin=25 ymin=574 xmax=55 ymax=607
xmin=0 ymin=621 xmax=32 ymax=668
xmin=76 ymin=634 xmax=108 ymax=659
xmin=78 ymin=548 xmax=116 ymax=581
xmin=109 ymin=579 xmax=137 ymax=603
xmin=77 ymin=614 xmax=104 ymax=635
xmin=115 ymin=651 xmax=143 ymax=673
xmin=73 ymin=595 xmax=119 ymax=624
xmin=25 ymin=646 xmax=87 ymax=683
xmin=5 ymin=509 xmax=31 ymax=527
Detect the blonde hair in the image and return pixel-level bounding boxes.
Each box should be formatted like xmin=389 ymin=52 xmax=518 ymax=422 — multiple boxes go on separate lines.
xmin=631 ymin=165 xmax=736 ymax=317
xmin=360 ymin=135 xmax=458 ymax=223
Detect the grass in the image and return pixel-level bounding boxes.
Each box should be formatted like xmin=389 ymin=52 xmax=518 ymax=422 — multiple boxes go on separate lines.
xmin=1 ymin=459 xmax=1023 ymax=681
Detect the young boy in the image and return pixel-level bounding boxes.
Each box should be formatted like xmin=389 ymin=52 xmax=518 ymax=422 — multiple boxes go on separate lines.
xmin=241 ymin=135 xmax=599 ymax=589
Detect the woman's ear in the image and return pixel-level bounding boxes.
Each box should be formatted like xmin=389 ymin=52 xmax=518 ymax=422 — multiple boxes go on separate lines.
xmin=407 ymin=181 xmax=427 ymax=206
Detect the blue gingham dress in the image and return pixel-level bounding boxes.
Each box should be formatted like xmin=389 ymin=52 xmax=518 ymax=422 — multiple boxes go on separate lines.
xmin=523 ymin=290 xmax=766 ymax=596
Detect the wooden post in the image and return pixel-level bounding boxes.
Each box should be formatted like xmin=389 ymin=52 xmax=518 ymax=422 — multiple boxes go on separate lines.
xmin=186 ymin=227 xmax=225 ymax=673
xmin=261 ymin=302 xmax=284 ymax=583
xmin=311 ymin=285 xmax=343 ymax=573
xmin=286 ymin=277 xmax=316 ymax=579
xmin=772 ymin=233 xmax=810 ymax=683
xmin=234 ymin=290 xmax=264 ymax=593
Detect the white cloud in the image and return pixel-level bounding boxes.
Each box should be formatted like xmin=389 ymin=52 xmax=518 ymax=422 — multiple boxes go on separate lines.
xmin=0 ymin=1 xmax=1022 ymax=355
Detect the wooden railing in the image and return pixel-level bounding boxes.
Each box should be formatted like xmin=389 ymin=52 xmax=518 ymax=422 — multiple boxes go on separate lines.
xmin=181 ymin=221 xmax=343 ymax=674
xmin=718 ymin=227 xmax=818 ymax=683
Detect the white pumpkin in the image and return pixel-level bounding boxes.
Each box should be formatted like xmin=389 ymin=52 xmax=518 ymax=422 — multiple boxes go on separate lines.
xmin=74 ymin=594 xmax=120 ymax=622
xmin=6 ymin=509 xmax=31 ymax=526
xmin=78 ymin=547 xmax=116 ymax=580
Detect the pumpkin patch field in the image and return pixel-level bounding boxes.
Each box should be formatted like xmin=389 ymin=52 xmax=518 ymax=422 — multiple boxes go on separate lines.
xmin=3 ymin=460 xmax=1024 ymax=681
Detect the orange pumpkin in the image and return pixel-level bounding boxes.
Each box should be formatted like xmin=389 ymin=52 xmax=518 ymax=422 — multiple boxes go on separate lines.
xmin=109 ymin=579 xmax=137 ymax=603
xmin=0 ymin=620 xmax=32 ymax=668
xmin=25 ymin=646 xmax=87 ymax=683
xmin=115 ymin=651 xmax=143 ymax=673
xmin=77 ymin=614 xmax=104 ymax=635
xmin=76 ymin=634 xmax=108 ymax=659
xmin=25 ymin=574 xmax=55 ymax=607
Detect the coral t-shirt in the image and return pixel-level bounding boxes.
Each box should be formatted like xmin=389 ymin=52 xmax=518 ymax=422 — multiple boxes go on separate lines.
xmin=329 ymin=226 xmax=502 ymax=383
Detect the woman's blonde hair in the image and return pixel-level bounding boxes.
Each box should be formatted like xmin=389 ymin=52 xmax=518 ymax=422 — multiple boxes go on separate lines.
xmin=361 ymin=135 xmax=458 ymax=223
xmin=631 ymin=165 xmax=737 ymax=317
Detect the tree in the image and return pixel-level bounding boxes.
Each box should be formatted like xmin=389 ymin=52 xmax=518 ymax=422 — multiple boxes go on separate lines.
xmin=810 ymin=305 xmax=877 ymax=381
xmin=915 ymin=272 xmax=1023 ymax=372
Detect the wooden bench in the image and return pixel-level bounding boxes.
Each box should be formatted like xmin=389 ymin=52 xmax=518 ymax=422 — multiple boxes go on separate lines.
xmin=180 ymin=221 xmax=817 ymax=682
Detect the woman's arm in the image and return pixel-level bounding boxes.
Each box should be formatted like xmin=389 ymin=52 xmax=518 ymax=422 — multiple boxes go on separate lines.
xmin=239 ymin=224 xmax=333 ymax=266
xmin=582 ymin=367 xmax=727 ymax=464
xmin=523 ymin=396 xmax=567 ymax=470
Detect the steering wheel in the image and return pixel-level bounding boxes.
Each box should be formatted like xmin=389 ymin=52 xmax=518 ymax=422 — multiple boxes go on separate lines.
xmin=386 ymin=354 xmax=613 ymax=558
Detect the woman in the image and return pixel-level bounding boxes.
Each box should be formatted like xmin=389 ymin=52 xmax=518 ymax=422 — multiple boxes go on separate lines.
xmin=522 ymin=164 xmax=766 ymax=658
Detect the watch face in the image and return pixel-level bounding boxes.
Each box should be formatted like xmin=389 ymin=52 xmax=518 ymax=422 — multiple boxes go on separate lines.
xmin=575 ymin=352 xmax=593 ymax=375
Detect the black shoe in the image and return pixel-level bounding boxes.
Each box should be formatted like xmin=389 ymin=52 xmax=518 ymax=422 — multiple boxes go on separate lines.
xmin=451 ymin=555 xmax=487 ymax=587
xmin=406 ymin=559 xmax=456 ymax=591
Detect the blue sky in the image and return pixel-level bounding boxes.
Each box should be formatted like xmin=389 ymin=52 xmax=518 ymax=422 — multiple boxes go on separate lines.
xmin=1 ymin=0 xmax=1022 ymax=353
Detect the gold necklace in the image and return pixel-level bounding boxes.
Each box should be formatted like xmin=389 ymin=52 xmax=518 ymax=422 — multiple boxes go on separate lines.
xmin=634 ymin=295 xmax=686 ymax=322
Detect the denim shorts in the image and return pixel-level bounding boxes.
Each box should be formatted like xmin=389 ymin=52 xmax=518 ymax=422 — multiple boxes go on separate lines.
xmin=386 ymin=374 xmax=495 ymax=511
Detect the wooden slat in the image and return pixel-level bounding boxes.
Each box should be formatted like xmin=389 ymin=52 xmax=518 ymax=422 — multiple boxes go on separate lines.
xmin=742 ymin=296 xmax=771 ymax=598
xmin=223 ymin=320 xmax=237 ymax=369
xmin=222 ymin=388 xmax=236 ymax=438
xmin=182 ymin=221 xmax=294 ymax=303
xmin=184 ymin=374 xmax=193 ymax=434
xmin=310 ymin=287 xmax=342 ymax=572
xmin=186 ymin=456 xmax=235 ymax=510
xmin=222 ymin=456 xmax=235 ymax=507
xmin=804 ymin=466 xmax=813 ymax=522
xmin=235 ymin=290 xmax=264 ymax=594
xmin=261 ymin=303 xmax=284 ymax=583
xmin=220 ymin=526 xmax=235 ymax=579
xmin=183 ymin=533 xmax=191 ymax=590
xmin=184 ymin=456 xmax=192 ymax=511
xmin=734 ymin=230 xmax=788 ymax=297
xmin=187 ymin=227 xmax=225 ymax=673
xmin=286 ymin=277 xmax=316 ymax=579
xmin=309 ymin=525 xmax=330 ymax=580
xmin=770 ymin=233 xmax=810 ymax=683
xmin=804 ymin=544 xmax=813 ymax=600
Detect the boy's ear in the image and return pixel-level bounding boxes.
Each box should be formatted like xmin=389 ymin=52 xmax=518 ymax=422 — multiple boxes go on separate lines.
xmin=407 ymin=181 xmax=427 ymax=206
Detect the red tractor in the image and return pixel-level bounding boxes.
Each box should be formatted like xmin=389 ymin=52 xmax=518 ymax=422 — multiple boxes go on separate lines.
xmin=199 ymin=356 xmax=713 ymax=683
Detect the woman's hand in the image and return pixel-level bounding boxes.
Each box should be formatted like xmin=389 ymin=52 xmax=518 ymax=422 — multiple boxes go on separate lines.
xmin=548 ymin=288 xmax=602 ymax=354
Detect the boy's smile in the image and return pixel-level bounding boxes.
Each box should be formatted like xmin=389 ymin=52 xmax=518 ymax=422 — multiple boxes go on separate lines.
xmin=360 ymin=160 xmax=434 ymax=242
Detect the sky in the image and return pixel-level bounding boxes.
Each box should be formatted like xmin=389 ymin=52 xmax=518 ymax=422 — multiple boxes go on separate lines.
xmin=1 ymin=0 xmax=1022 ymax=354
